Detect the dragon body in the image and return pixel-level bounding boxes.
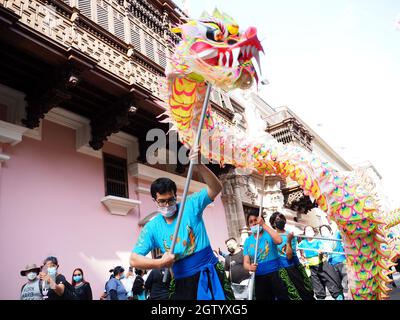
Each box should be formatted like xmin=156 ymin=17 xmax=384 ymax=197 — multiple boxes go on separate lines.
xmin=160 ymin=9 xmax=400 ymax=300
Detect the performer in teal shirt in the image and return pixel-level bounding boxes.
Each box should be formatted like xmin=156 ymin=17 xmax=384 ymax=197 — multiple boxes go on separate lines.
xmin=243 ymin=212 xmax=300 ymax=300
xmin=269 ymin=212 xmax=314 ymax=300
xmin=130 ymin=147 xmax=234 ymax=300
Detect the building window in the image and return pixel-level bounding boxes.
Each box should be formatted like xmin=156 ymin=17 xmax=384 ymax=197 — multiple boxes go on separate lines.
xmin=145 ymin=38 xmax=155 ymax=61
xmin=103 ymin=153 xmax=129 ymax=198
xmin=113 ymin=10 xmax=125 ymax=40
xmin=78 ymin=0 xmax=91 ymax=19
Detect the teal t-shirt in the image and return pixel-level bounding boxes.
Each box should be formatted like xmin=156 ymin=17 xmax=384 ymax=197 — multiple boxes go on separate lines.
xmin=243 ymin=230 xmax=279 ymax=263
xmin=298 ymin=239 xmax=324 ymax=259
xmin=277 ymin=232 xmax=298 ymax=267
xmin=329 ymin=230 xmax=346 ymax=265
xmin=132 ymin=188 xmax=213 ymax=261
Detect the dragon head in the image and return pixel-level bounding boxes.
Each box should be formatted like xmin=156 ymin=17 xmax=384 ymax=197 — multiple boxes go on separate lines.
xmin=167 ymin=8 xmax=264 ymax=91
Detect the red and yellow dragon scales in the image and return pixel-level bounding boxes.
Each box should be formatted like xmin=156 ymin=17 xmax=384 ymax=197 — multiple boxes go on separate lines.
xmin=159 ymin=9 xmax=400 ymax=300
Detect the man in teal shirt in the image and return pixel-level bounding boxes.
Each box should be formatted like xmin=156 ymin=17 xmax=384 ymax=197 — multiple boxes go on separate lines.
xmin=130 ymin=148 xmax=234 ymax=300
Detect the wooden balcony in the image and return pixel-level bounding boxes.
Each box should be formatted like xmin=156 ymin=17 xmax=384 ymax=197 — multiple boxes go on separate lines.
xmin=0 ymin=0 xmax=186 ymax=100
xmin=282 ymin=185 xmax=317 ymax=214
xmin=265 ymin=109 xmax=314 ymax=151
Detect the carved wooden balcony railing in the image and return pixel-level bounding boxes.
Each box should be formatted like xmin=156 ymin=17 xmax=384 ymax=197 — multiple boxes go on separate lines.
xmin=282 ymin=185 xmax=317 ymax=214
xmin=265 ymin=109 xmax=314 ymax=151
xmin=0 ymin=0 xmax=183 ymax=99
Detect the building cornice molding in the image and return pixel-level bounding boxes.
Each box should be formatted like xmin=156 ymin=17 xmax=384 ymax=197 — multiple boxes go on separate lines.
xmin=129 ymin=162 xmax=208 ymax=194
xmin=101 ymin=195 xmax=141 ymax=216
xmin=0 ymin=120 xmax=28 ymax=146
xmin=45 ymin=107 xmax=138 ymax=161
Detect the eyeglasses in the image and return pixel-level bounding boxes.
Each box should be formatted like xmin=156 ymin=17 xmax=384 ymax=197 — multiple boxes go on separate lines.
xmin=154 ymin=197 xmax=176 ymax=207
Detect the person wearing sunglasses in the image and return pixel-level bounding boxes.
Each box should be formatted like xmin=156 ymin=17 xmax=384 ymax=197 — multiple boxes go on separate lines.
xmin=71 ymin=268 xmax=92 ymax=300
xmin=130 ymin=147 xmax=234 ymax=300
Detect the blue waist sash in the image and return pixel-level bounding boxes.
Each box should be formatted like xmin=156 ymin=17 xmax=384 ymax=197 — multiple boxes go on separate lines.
xmin=172 ymin=246 xmax=225 ymax=300
xmin=256 ymin=258 xmax=281 ymax=276
xmin=279 ymin=255 xmax=300 ymax=268
xmin=330 ymin=254 xmax=346 ymax=265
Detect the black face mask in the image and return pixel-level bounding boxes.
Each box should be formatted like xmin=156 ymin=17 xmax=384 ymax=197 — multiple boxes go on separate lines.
xmin=275 ymin=219 xmax=286 ymax=230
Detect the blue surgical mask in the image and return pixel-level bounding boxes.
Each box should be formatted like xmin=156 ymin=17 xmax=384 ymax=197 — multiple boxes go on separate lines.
xmin=159 ymin=204 xmax=177 ymax=218
xmin=120 ymin=274 xmax=125 ymax=279
xmin=73 ymin=275 xmax=82 ymax=283
xmin=47 ymin=267 xmax=57 ymax=276
xmin=250 ymin=225 xmax=261 ymax=234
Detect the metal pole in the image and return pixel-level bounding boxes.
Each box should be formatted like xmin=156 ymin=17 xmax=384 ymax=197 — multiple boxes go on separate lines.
xmin=299 ymin=248 xmax=347 ymax=256
xmin=248 ymin=172 xmax=266 ymax=300
xmin=162 ymin=83 xmax=212 ymax=282
xmin=295 ymin=234 xmax=342 ymax=242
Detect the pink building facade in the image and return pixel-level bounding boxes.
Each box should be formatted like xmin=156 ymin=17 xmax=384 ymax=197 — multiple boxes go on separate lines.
xmin=0 ymin=103 xmax=229 ymax=299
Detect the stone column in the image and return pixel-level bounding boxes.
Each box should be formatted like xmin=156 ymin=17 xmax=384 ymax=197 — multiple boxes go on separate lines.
xmin=263 ymin=175 xmax=285 ymax=224
xmin=231 ymin=174 xmax=247 ymax=233
xmin=220 ymin=173 xmax=244 ymax=243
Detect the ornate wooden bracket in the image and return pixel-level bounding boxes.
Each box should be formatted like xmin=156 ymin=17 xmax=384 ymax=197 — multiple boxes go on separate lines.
xmin=89 ymin=96 xmax=136 ymax=150
xmin=282 ymin=186 xmax=318 ymax=213
xmin=22 ymin=67 xmax=80 ymax=129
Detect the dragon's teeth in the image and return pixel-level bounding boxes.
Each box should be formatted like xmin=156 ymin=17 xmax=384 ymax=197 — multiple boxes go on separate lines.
xmin=246 ymin=46 xmax=251 ymax=57
xmin=231 ymin=48 xmax=240 ymax=66
xmin=197 ymin=48 xmax=218 ymax=59
xmin=225 ymin=51 xmax=230 ymax=67
xmin=251 ymin=47 xmax=258 ymax=58
xmin=254 ymin=50 xmax=262 ymax=75
xmin=218 ymin=52 xmax=224 ymax=66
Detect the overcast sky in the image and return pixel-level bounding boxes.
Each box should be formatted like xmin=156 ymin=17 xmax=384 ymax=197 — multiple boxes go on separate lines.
xmin=174 ymin=0 xmax=400 ymax=209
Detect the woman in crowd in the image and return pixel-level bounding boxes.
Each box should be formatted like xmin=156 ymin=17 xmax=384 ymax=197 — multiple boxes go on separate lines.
xmin=243 ymin=212 xmax=301 ymax=300
xmin=269 ymin=212 xmax=314 ymax=300
xmin=71 ymin=268 xmax=93 ymax=300
xmin=106 ymin=266 xmax=128 ymax=300
xmin=131 ymin=269 xmax=146 ymax=300
xmin=298 ymin=225 xmax=344 ymax=300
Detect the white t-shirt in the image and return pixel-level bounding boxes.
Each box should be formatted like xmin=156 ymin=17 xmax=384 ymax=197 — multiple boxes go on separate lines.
xmin=120 ymin=276 xmax=135 ymax=296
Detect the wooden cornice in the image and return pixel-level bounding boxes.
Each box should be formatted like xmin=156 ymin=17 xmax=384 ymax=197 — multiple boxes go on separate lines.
xmin=0 ymin=4 xmax=20 ymax=27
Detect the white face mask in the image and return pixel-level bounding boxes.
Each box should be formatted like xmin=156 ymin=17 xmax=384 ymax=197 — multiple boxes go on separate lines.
xmin=227 ymin=242 xmax=237 ymax=253
xmin=305 ymin=230 xmax=314 ymax=238
xmin=27 ymin=272 xmax=38 ymax=281
xmin=159 ymin=204 xmax=177 ymax=218
xmin=321 ymin=228 xmax=331 ymax=238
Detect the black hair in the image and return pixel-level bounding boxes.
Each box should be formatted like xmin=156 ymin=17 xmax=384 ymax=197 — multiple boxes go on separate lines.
xmin=110 ymin=266 xmax=124 ymax=277
xmin=150 ymin=178 xmax=177 ymax=199
xmin=43 ymin=256 xmax=58 ymax=266
xmin=225 ymin=237 xmax=237 ymax=244
xmin=135 ymin=268 xmax=144 ymax=276
xmin=319 ymin=224 xmax=332 ymax=235
xmin=269 ymin=211 xmax=286 ymax=229
xmin=246 ymin=212 xmax=264 ymax=226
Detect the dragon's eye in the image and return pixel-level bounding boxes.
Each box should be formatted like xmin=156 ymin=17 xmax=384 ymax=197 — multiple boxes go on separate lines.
xmin=206 ymin=26 xmax=223 ymax=42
